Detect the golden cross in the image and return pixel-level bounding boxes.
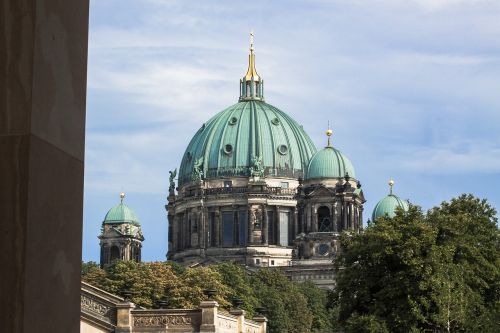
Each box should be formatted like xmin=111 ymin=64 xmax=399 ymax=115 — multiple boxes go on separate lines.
xmin=250 ymin=30 xmax=254 ymax=50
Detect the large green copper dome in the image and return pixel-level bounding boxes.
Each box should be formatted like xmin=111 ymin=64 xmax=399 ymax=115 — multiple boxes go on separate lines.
xmin=305 ymin=146 xmax=356 ymax=180
xmin=178 ymin=100 xmax=317 ymax=185
xmin=372 ymin=194 xmax=409 ymax=220
xmin=104 ymin=202 xmax=140 ymax=226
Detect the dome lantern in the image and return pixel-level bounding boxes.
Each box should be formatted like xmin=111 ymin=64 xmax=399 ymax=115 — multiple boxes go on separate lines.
xmin=239 ymin=31 xmax=264 ymax=102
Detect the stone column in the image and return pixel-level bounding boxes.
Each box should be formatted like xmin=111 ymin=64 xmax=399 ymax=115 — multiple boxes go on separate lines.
xmin=200 ymin=300 xmax=219 ymax=333
xmin=171 ymin=215 xmax=178 ymax=252
xmin=342 ymin=201 xmax=348 ymax=231
xmin=0 ymin=1 xmax=89 ymax=333
xmin=262 ymin=204 xmax=268 ymax=245
xmin=359 ymin=207 xmax=364 ymax=232
xmin=331 ymin=202 xmax=337 ymax=232
xmin=115 ymin=302 xmax=135 ymax=333
xmin=292 ymin=208 xmax=298 ymax=240
xmin=312 ymin=204 xmax=318 ymax=232
xmin=253 ymin=315 xmax=268 ymax=333
xmin=275 ymin=206 xmax=281 ymax=245
xmin=215 ymin=208 xmax=221 ymax=247
xmin=247 ymin=207 xmax=253 ymax=245
xmin=229 ymin=308 xmax=246 ymax=333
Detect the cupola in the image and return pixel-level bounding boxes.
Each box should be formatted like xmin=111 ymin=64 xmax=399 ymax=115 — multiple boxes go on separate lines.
xmin=305 ymin=128 xmax=356 ymax=180
xmin=371 ymin=180 xmax=409 ymax=220
xmin=239 ymin=31 xmax=264 ymax=101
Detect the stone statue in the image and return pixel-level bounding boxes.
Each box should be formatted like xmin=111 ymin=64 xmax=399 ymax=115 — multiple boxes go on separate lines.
xmin=250 ymin=155 xmax=264 ymax=177
xmin=250 ymin=207 xmax=262 ymax=230
xmin=192 ymin=156 xmax=204 ymax=181
xmin=168 ymin=168 xmax=177 ymax=194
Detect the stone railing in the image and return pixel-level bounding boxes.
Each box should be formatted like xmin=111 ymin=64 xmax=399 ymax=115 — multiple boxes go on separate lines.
xmin=80 ymin=282 xmax=122 ymax=331
xmin=81 ymin=283 xmax=267 ymax=332
xmin=184 ymin=186 xmax=296 ymax=198
xmin=244 ymin=320 xmax=262 ymax=333
xmin=217 ymin=313 xmax=239 ymax=333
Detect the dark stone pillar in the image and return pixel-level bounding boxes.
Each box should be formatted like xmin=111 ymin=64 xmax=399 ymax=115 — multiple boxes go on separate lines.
xmin=292 ymin=208 xmax=298 ymax=240
xmin=215 ymin=208 xmax=221 ymax=247
xmin=262 ymin=204 xmax=268 ymax=245
xmin=0 ymin=1 xmax=89 ymax=332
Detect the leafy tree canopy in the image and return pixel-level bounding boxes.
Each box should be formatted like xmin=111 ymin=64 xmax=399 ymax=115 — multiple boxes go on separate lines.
xmin=334 ymin=194 xmax=500 ymax=332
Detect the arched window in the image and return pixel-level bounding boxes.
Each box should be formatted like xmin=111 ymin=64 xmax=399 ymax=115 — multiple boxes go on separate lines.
xmin=318 ymin=206 xmax=332 ymax=232
xmin=110 ymin=246 xmax=120 ymax=262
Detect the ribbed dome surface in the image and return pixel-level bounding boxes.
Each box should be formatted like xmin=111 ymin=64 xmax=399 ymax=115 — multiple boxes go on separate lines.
xmin=372 ymin=195 xmax=409 ymax=221
xmin=305 ymin=146 xmax=356 ymax=180
xmin=104 ymin=203 xmax=140 ymax=226
xmin=178 ymin=100 xmax=317 ymax=185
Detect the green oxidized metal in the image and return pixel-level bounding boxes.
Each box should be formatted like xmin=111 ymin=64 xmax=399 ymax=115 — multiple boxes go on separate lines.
xmin=178 ymin=100 xmax=317 ymax=186
xmin=305 ymin=146 xmax=356 ymax=180
xmin=371 ymin=194 xmax=409 ymax=220
xmin=103 ymin=203 xmax=140 ymax=226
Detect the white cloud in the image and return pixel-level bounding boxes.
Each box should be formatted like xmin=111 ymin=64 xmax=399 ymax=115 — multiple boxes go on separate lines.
xmin=398 ymin=141 xmax=500 ymax=174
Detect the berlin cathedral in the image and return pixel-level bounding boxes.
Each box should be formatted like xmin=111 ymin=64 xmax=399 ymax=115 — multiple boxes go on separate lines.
xmin=98 ymin=35 xmax=409 ymax=289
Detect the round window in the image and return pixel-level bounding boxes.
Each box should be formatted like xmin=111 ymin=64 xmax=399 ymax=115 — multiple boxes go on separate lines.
xmin=228 ymin=117 xmax=238 ymax=125
xmin=223 ymin=144 xmax=233 ymax=155
xmin=277 ymin=144 xmax=288 ymax=155
xmin=318 ymin=244 xmax=329 ymax=256
xmin=271 ymin=117 xmax=280 ymax=125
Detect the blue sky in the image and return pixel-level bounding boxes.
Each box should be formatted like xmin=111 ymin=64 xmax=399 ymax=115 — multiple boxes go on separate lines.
xmin=82 ymin=0 xmax=500 ymax=262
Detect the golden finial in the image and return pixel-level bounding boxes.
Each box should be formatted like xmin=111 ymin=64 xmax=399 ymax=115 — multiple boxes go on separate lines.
xmin=250 ymin=30 xmax=254 ymax=52
xmin=326 ymin=121 xmax=333 ymax=147
xmin=245 ymin=30 xmax=260 ymax=81
xmin=388 ymin=179 xmax=394 ymax=195
xmin=120 ymin=192 xmax=125 ymax=203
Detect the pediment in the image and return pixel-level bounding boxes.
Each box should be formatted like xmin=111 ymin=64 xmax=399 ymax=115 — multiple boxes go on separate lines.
xmin=308 ymin=186 xmax=334 ymax=197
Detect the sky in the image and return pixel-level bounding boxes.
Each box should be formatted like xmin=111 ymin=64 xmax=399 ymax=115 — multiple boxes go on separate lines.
xmin=82 ymin=0 xmax=500 ymax=262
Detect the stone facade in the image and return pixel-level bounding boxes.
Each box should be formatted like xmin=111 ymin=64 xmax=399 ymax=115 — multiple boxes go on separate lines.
xmin=167 ymin=174 xmax=365 ymax=288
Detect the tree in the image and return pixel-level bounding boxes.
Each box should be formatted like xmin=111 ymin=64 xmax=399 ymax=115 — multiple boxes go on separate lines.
xmin=251 ymin=268 xmax=313 ymax=333
xmin=298 ymin=281 xmax=333 ymax=332
xmin=334 ymin=194 xmax=500 ymax=332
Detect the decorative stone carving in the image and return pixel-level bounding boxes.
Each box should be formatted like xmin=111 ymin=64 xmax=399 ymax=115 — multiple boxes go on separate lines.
xmin=81 ymin=295 xmax=111 ymax=319
xmin=250 ymin=155 xmax=264 ymax=177
xmin=192 ymin=157 xmax=204 ymax=181
xmin=133 ymin=314 xmax=195 ymax=327
xmin=169 ymin=168 xmax=177 ymax=194
xmin=250 ymin=206 xmax=263 ymax=230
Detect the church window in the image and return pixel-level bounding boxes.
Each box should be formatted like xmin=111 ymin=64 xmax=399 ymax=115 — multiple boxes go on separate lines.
xmin=280 ymin=182 xmax=289 ymax=189
xmin=318 ymin=206 xmax=332 ymax=232
xmin=267 ymin=211 xmax=276 ymax=245
xmin=209 ymin=212 xmax=216 ymax=246
xmin=224 ymin=180 xmax=232 ymax=187
xmin=271 ymin=260 xmax=275 ymax=266
xmin=277 ymin=144 xmax=288 ymax=155
xmin=255 ymin=258 xmax=260 ymax=265
xmin=228 ymin=117 xmax=238 ymax=125
xmin=223 ymin=144 xmax=233 ymax=155
xmin=110 ymin=246 xmax=120 ymax=262
xmin=222 ymin=211 xmax=234 ymax=247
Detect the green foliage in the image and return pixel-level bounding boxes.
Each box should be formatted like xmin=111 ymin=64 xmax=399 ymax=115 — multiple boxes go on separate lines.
xmin=345 ymin=314 xmax=389 ymax=333
xmin=335 ymin=194 xmax=500 ymax=332
xmin=82 ymin=261 xmax=328 ymax=333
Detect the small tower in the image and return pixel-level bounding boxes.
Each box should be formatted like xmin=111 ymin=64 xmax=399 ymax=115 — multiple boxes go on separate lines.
xmin=295 ymin=127 xmax=365 ymax=259
xmin=99 ymin=193 xmax=144 ymax=267
xmin=371 ymin=179 xmax=409 ymax=221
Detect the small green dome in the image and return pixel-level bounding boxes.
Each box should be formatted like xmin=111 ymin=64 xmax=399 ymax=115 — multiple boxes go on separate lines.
xmin=103 ymin=202 xmax=140 ymax=226
xmin=178 ymin=100 xmax=317 ymax=185
xmin=305 ymin=146 xmax=356 ymax=180
xmin=372 ymin=194 xmax=409 ymax=220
